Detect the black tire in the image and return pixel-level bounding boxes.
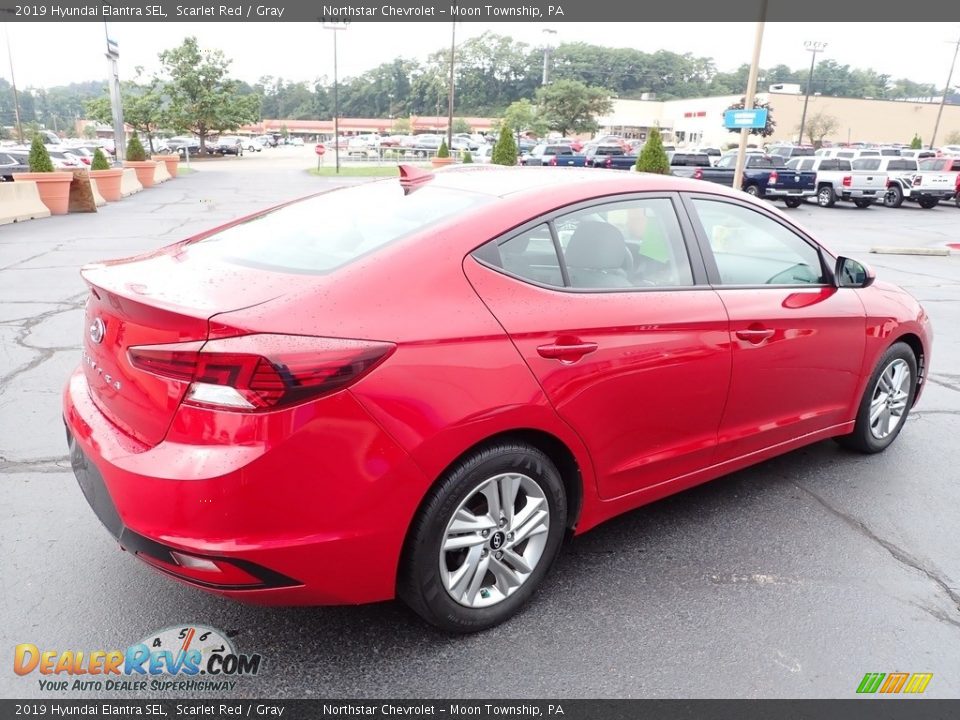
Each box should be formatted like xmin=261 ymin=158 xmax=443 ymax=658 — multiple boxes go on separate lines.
xmin=835 ymin=342 xmax=918 ymax=454
xmin=817 ymin=185 xmax=836 ymax=208
xmin=955 ymin=195 xmax=960 ymax=208
xmin=918 ymin=198 xmax=939 ymax=209
xmin=884 ymin=185 xmax=904 ymax=208
xmin=853 ymin=198 xmax=873 ymax=208
xmin=398 ymin=442 xmax=567 ymax=633
xmin=744 ymin=183 xmax=762 ymax=198
xmin=783 ymin=197 xmax=803 ymax=208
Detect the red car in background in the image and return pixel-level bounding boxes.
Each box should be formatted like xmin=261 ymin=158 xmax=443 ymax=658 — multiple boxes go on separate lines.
xmin=64 ymin=166 xmax=932 ymax=632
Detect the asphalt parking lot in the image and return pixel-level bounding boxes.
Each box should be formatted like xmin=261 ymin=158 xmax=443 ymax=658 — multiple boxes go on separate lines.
xmin=2 ymin=151 xmax=959 ymax=699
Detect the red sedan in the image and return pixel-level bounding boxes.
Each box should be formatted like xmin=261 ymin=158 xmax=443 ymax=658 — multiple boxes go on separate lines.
xmin=64 ymin=166 xmax=932 ymax=632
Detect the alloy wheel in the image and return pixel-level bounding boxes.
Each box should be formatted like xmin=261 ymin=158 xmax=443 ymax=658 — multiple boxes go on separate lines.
xmin=869 ymin=359 xmax=911 ymax=440
xmin=439 ymin=472 xmax=550 ymax=608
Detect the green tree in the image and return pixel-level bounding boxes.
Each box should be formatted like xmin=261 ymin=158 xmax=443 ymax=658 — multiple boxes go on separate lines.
xmin=535 ymin=79 xmax=612 ymax=136
xmin=724 ymin=97 xmax=776 ymax=138
xmin=492 ymin=124 xmax=518 ymax=166
xmin=803 ymin=112 xmax=839 ymax=147
xmin=82 ymin=125 xmax=98 ymax=140
xmin=461 ymin=149 xmax=473 ymax=164
xmin=279 ymin=123 xmax=289 ymax=138
xmin=86 ymin=72 xmax=167 ymax=153
xmin=91 ymin=147 xmax=111 ymax=171
xmin=635 ymin=127 xmax=670 ymax=174
xmin=437 ymin=138 xmax=450 ymax=158
xmin=27 ymin=135 xmax=54 ymax=172
xmin=159 ymin=37 xmax=259 ymax=153
xmin=910 ymin=135 xmax=922 ymax=149
xmin=501 ymin=98 xmax=546 ymax=143
xmin=391 ymin=117 xmax=412 ymax=133
xmin=451 ymin=117 xmax=472 ymax=134
xmin=126 ymin=132 xmax=147 ymax=162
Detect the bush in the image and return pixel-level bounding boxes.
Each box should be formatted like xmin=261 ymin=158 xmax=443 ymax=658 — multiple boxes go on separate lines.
xmin=461 ymin=149 xmax=473 ymax=164
xmin=492 ymin=125 xmax=518 ymax=166
xmin=437 ymin=139 xmax=450 ymax=159
xmin=635 ymin=127 xmax=670 ymax=174
xmin=28 ymin=135 xmax=55 ymax=173
xmin=910 ymin=134 xmax=922 ymax=150
xmin=91 ymin=148 xmax=111 ymax=171
xmin=126 ymin=133 xmax=147 ymax=162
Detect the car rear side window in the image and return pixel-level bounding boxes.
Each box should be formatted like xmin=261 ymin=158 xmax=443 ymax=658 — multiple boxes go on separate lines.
xmin=189 ymin=182 xmax=490 ymax=274
xmin=853 ymin=158 xmax=881 ymax=171
xmin=692 ymin=199 xmax=825 ymax=286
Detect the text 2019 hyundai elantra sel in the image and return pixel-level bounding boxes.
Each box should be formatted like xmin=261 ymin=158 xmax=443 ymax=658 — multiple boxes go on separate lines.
xmin=64 ymin=166 xmax=932 ymax=632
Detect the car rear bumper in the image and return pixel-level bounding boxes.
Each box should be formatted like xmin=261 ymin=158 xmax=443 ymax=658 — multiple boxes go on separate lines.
xmin=840 ymin=190 xmax=882 ymax=200
xmin=909 ymin=189 xmax=955 ymax=200
xmin=63 ymin=368 xmax=429 ymax=605
xmin=765 ymin=188 xmax=816 ymax=198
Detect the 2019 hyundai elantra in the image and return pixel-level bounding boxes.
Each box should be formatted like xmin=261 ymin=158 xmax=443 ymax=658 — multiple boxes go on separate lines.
xmin=64 ymin=166 xmax=932 ymax=632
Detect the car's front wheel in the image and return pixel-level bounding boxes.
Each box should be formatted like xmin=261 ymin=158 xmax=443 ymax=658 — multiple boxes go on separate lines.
xmin=783 ymin=197 xmax=803 ymax=208
xmin=399 ymin=442 xmax=567 ymax=633
xmin=884 ymin=185 xmax=904 ymax=208
xmin=836 ymin=342 xmax=918 ymax=453
xmin=817 ymin=185 xmax=836 ymax=207
xmin=918 ymin=198 xmax=939 ymax=209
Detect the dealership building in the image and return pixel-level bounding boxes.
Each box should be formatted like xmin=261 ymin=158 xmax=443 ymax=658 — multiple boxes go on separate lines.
xmin=596 ymin=88 xmax=960 ymax=147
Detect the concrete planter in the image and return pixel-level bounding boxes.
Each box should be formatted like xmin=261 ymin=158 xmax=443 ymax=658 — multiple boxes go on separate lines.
xmin=89 ymin=168 xmax=124 ymax=202
xmin=151 ymin=154 xmax=180 ymax=178
xmin=123 ymin=160 xmax=158 ymax=188
xmin=12 ymin=172 xmax=74 ymax=215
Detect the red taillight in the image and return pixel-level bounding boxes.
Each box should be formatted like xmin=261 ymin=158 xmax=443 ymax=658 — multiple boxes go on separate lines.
xmin=914 ymin=176 xmax=922 ymax=187
xmin=769 ymin=170 xmax=778 ymax=184
xmin=842 ymin=176 xmax=852 ymax=187
xmin=693 ymin=168 xmax=703 ymax=180
xmin=604 ymin=156 xmax=613 ymax=168
xmin=128 ymin=334 xmax=395 ymax=411
xmin=548 ymin=156 xmax=557 ymax=166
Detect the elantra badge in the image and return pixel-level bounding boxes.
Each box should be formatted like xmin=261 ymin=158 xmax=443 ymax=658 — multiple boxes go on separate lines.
xmin=89 ymin=317 xmax=106 ymax=345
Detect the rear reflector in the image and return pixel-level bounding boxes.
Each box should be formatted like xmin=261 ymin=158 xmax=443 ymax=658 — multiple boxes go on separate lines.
xmin=129 ymin=334 xmax=395 ymax=411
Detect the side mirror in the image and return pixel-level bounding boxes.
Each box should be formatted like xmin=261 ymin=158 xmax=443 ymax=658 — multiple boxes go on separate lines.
xmin=835 ymin=256 xmax=876 ymax=288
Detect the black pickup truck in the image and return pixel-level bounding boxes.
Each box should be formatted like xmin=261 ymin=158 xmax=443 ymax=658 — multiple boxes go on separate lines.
xmin=691 ymin=154 xmax=818 ymax=207
xmin=601 ymin=151 xmax=713 ymax=175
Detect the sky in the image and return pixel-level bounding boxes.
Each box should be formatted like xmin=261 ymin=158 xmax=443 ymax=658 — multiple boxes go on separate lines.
xmin=2 ymin=22 xmax=959 ymax=91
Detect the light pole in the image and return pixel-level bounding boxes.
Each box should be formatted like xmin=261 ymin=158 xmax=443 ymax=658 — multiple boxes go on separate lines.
xmin=3 ymin=23 xmax=23 ymax=143
xmin=446 ymin=20 xmax=456 ymax=149
xmin=322 ymin=21 xmax=348 ymax=174
xmin=542 ymin=28 xmax=558 ymax=85
xmin=797 ymin=40 xmax=827 ymax=146
xmin=103 ymin=20 xmax=126 ymax=163
xmin=930 ymin=34 xmax=960 ymax=149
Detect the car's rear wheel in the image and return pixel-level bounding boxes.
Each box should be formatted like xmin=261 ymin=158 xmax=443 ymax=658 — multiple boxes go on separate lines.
xmin=884 ymin=185 xmax=904 ymax=208
xmin=744 ymin=183 xmax=762 ymax=197
xmin=783 ymin=197 xmax=803 ymax=208
xmin=817 ymin=185 xmax=836 ymax=208
xmin=399 ymin=442 xmax=567 ymax=633
xmin=835 ymin=342 xmax=918 ymax=454
xmin=918 ymin=198 xmax=939 ymax=209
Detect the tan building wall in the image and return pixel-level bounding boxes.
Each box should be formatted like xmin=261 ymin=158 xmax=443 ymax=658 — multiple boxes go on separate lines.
xmin=599 ymin=93 xmax=960 ymax=148
xmin=763 ymin=93 xmax=960 ymax=146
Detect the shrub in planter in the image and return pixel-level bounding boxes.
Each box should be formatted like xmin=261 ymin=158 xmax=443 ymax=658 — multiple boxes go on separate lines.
xmin=12 ymin=135 xmax=73 ymax=215
xmin=89 ymin=147 xmax=124 ymax=202
xmin=431 ymin=138 xmax=455 ymax=168
xmin=492 ymin=126 xmax=518 ymax=166
xmin=123 ymin=133 xmax=157 ymax=188
xmin=635 ymin=127 xmax=670 ymax=174
xmin=461 ymin=150 xmax=473 ymax=164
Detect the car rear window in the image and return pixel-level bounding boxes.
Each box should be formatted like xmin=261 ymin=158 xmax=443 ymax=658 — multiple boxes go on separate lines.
xmin=189 ymin=181 xmax=492 ymax=274
xmin=852 ymin=159 xmax=881 ymax=171
xmin=887 ymin=159 xmax=917 ymax=171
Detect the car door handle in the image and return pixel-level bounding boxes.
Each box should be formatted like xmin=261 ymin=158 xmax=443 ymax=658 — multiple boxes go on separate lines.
xmin=735 ymin=328 xmax=775 ymax=343
xmin=537 ymin=341 xmax=599 ymax=361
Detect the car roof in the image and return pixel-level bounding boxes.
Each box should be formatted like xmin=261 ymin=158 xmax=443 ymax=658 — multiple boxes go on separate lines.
xmin=422 ymin=165 xmax=743 ymax=200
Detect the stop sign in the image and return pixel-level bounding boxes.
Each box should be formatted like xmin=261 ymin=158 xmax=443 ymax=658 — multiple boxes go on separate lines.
xmin=315 ymin=144 xmax=326 ymax=156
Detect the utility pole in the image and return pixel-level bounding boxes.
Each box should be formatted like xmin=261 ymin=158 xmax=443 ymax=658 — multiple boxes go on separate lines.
xmin=930 ymin=35 xmax=960 ymax=150
xmin=3 ymin=23 xmax=23 ymax=143
xmin=798 ymin=41 xmax=827 ymax=145
xmin=733 ymin=1 xmax=768 ymax=192
xmin=446 ymin=19 xmax=456 ymax=149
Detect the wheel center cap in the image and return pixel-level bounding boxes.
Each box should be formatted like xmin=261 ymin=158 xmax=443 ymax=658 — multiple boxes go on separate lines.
xmin=490 ymin=531 xmax=506 ymax=550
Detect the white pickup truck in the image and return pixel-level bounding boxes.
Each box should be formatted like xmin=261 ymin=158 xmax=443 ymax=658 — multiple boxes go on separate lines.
xmin=910 ymin=157 xmax=960 ymax=208
xmin=786 ymin=156 xmax=887 ymax=208
xmin=848 ymin=157 xmax=919 ymax=208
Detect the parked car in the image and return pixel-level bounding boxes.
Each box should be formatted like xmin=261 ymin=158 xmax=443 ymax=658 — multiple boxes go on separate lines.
xmin=0 ymin=152 xmax=24 ymax=180
xmin=910 ymin=156 xmax=960 ymax=207
xmin=521 ymin=144 xmax=575 ymax=166
xmin=64 ymin=166 xmax=932 ymax=632
xmin=584 ymin=144 xmax=626 ymax=168
xmin=167 ymin=137 xmax=201 ymax=157
xmin=695 ymin=154 xmax=818 ymax=207
xmin=255 ymin=135 xmax=277 ymax=148
xmin=785 ymin=156 xmax=885 ymax=208
xmin=409 ymin=134 xmax=444 ymax=157
xmin=289 ymin=137 xmax=304 ymax=147
xmin=213 ymin=136 xmax=244 ymax=156
xmin=244 ymin=138 xmax=264 ymax=152
xmin=766 ymin=144 xmax=816 ymax=163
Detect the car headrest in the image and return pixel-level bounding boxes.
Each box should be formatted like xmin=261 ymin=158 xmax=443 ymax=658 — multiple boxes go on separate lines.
xmin=565 ymin=221 xmax=627 ymax=270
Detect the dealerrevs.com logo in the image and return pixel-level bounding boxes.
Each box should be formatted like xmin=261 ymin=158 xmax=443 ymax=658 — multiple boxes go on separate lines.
xmin=14 ymin=625 xmax=262 ymax=693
